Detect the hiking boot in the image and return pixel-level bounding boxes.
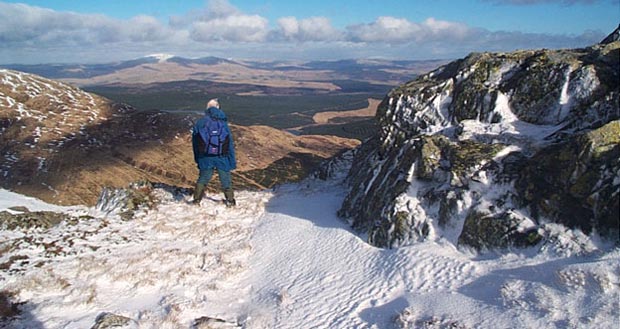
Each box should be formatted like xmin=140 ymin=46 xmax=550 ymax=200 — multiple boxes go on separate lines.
xmin=224 ymin=199 xmax=236 ymax=208
xmin=192 ymin=183 xmax=206 ymax=204
xmin=224 ymin=188 xmax=236 ymax=208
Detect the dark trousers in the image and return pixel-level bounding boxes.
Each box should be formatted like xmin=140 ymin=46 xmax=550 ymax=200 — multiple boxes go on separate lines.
xmin=197 ymin=167 xmax=232 ymax=190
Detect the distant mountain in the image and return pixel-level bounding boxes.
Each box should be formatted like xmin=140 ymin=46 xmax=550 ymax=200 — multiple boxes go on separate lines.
xmin=0 ymin=69 xmax=358 ymax=205
xmin=0 ymin=56 xmax=449 ymax=92
xmin=304 ymin=58 xmax=445 ymax=71
xmin=167 ymin=56 xmax=239 ymax=66
xmin=3 ymin=57 xmax=161 ymax=80
xmin=338 ymin=34 xmax=619 ymax=249
xmin=1 ymin=55 xmax=241 ymax=80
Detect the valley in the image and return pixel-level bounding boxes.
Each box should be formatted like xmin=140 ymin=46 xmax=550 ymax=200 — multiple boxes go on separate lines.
xmin=5 ymin=56 xmax=448 ymax=139
xmin=1 ymin=57 xmax=444 ymax=206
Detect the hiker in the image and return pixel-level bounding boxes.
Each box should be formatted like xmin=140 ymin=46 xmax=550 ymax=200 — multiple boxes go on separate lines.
xmin=191 ymin=98 xmax=237 ymax=207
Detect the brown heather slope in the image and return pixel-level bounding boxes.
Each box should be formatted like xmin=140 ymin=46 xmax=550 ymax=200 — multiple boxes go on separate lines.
xmin=312 ymin=98 xmax=381 ymax=124
xmin=0 ymin=69 xmax=359 ymax=205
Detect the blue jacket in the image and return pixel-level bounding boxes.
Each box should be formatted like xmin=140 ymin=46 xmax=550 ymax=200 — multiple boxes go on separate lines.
xmin=192 ymin=107 xmax=237 ymax=171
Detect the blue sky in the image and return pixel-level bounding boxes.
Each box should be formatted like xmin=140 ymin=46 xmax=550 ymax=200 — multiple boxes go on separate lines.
xmin=0 ymin=0 xmax=618 ymax=64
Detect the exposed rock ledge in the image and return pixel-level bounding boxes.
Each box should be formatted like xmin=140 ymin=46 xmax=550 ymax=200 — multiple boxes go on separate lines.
xmin=338 ymin=39 xmax=619 ymax=250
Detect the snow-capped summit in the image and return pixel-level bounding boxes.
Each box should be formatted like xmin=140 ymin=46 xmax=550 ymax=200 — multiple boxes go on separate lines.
xmin=145 ymin=53 xmax=175 ymax=63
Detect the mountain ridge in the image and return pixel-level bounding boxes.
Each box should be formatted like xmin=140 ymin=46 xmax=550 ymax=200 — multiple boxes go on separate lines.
xmin=1 ymin=56 xmax=449 ymax=91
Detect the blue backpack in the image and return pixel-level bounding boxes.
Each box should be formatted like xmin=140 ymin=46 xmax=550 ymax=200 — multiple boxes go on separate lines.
xmin=198 ymin=116 xmax=230 ymax=156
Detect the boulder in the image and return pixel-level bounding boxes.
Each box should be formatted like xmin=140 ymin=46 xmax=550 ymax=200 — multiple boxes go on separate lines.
xmin=90 ymin=312 xmax=135 ymax=329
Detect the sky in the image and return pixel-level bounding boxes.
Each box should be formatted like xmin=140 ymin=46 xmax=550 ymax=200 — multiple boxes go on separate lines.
xmin=0 ymin=0 xmax=618 ymax=64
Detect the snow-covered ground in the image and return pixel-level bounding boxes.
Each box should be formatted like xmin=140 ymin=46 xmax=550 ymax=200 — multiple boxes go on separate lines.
xmin=1 ymin=177 xmax=619 ymax=328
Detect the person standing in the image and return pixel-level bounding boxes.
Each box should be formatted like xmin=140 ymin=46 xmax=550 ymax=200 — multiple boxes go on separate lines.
xmin=191 ymin=98 xmax=236 ymax=207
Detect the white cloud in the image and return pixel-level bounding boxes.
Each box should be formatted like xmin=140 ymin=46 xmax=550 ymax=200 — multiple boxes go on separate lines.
xmin=170 ymin=0 xmax=240 ymax=28
xmin=274 ymin=16 xmax=342 ymax=42
xmin=277 ymin=17 xmax=299 ymax=39
xmin=297 ymin=17 xmax=341 ymax=41
xmin=346 ymin=17 xmax=473 ymax=43
xmin=190 ymin=15 xmax=269 ymax=42
xmin=0 ymin=0 xmax=607 ymax=64
xmin=169 ymin=0 xmax=269 ymax=43
xmin=206 ymin=0 xmax=240 ymax=18
xmin=346 ymin=17 xmax=419 ymax=42
xmin=126 ymin=15 xmax=173 ymax=42
xmin=0 ymin=2 xmax=173 ymax=45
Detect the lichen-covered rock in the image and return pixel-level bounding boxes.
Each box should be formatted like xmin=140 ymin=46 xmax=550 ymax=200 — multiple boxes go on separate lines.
xmin=516 ymin=120 xmax=620 ymax=238
xmin=458 ymin=211 xmax=542 ymax=250
xmin=90 ymin=312 xmax=135 ymax=329
xmin=0 ymin=210 xmax=65 ymax=230
xmin=338 ymin=136 xmax=419 ymax=238
xmin=192 ymin=316 xmax=241 ymax=328
xmin=0 ymin=208 xmax=92 ymax=230
xmin=339 ymin=37 xmax=619 ymax=250
xmin=340 ymin=132 xmax=506 ymax=248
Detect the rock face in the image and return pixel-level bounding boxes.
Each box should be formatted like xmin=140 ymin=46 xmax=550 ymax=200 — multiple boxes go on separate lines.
xmin=600 ymin=24 xmax=619 ymax=45
xmin=339 ymin=38 xmax=619 ymax=249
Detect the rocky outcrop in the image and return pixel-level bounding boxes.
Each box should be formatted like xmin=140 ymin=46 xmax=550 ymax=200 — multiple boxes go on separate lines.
xmin=192 ymin=316 xmax=241 ymax=328
xmin=339 ymin=38 xmax=619 ymax=249
xmin=0 ymin=206 xmax=93 ymax=230
xmin=600 ymin=24 xmax=620 ymax=44
xmin=90 ymin=312 xmax=134 ymax=329
xmin=516 ymin=120 xmax=620 ymax=237
xmin=96 ymin=181 xmax=158 ymax=220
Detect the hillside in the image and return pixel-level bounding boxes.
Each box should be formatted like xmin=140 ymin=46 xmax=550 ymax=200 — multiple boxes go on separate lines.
xmin=0 ymin=69 xmax=359 ymax=205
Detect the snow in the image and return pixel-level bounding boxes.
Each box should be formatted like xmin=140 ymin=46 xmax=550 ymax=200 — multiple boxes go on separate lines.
xmin=147 ymin=53 xmax=175 ymax=63
xmin=558 ymin=68 xmax=573 ymax=122
xmin=0 ymin=189 xmax=75 ymax=214
xmin=455 ymin=91 xmax=565 ymax=154
xmin=1 ymin=178 xmax=619 ymax=328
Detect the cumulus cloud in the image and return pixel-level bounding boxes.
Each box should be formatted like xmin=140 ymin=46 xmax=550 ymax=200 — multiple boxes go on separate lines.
xmin=170 ymin=0 xmax=240 ymax=28
xmin=277 ymin=17 xmax=299 ymax=39
xmin=346 ymin=17 xmax=474 ymax=43
xmin=0 ymin=0 xmax=607 ymax=63
xmin=190 ymin=15 xmax=268 ymax=42
xmin=0 ymin=2 xmax=173 ymax=45
xmin=346 ymin=17 xmax=417 ymax=42
xmin=275 ymin=16 xmax=342 ymax=42
xmin=168 ymin=0 xmax=269 ymax=42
